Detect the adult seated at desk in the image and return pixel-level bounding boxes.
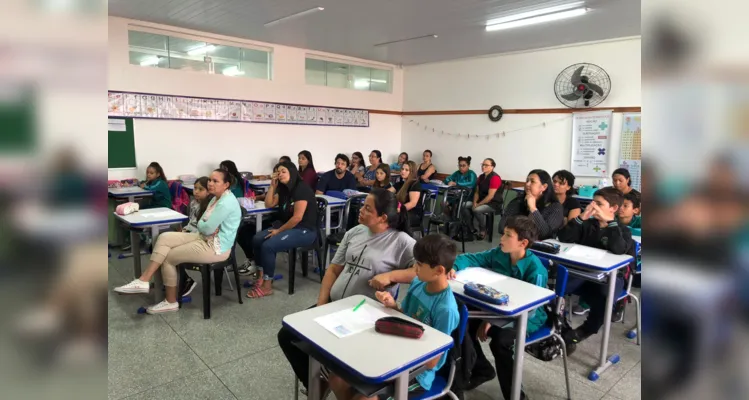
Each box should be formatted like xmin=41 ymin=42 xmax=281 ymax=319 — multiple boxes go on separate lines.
xmin=557 ymin=188 xmax=636 ymax=354
xmin=277 ymin=189 xmax=417 ymax=397
xmin=500 ymin=169 xmax=564 ymax=240
xmin=393 ymin=161 xmax=424 ymax=228
xmin=450 ymin=216 xmax=548 ymax=400
xmin=356 ymin=150 xmax=383 ymax=188
xmin=315 ymin=153 xmax=358 ymax=194
xmin=417 ymin=149 xmax=437 ymax=183
xmin=553 ymin=169 xmax=582 ymax=223
xmin=462 ymin=158 xmax=502 ymax=240
xmin=298 ymin=150 xmax=318 ymax=192
xmin=247 ymin=161 xmax=318 ymax=299
xmin=612 ymin=168 xmax=641 ymax=198
xmin=328 ymin=234 xmax=460 ymax=400
xmin=389 ymin=152 xmax=409 ymax=173
xmin=113 ymin=169 xmax=241 ymax=314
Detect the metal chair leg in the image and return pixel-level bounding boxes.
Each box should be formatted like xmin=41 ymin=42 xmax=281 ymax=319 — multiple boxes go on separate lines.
xmin=630 ymin=293 xmax=641 ymax=345
xmin=294 ymin=377 xmax=299 ymax=400
xmin=554 ymin=333 xmax=572 ymax=400
xmin=224 ymin=266 xmax=234 ymax=291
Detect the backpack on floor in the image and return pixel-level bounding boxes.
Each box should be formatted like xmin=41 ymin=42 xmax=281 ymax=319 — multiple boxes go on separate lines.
xmin=524 ymin=262 xmax=569 ymax=362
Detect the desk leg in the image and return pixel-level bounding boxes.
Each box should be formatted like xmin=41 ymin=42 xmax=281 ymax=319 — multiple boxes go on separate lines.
xmin=393 ymin=371 xmax=409 ymax=400
xmin=511 ymin=311 xmax=528 ymax=400
xmin=590 ymin=270 xmax=620 ymax=381
xmin=325 ymin=207 xmax=331 ymax=236
xmin=255 ymin=215 xmax=262 ymax=233
xmin=131 ymin=228 xmax=141 ymax=278
xmin=128 ymin=195 xmax=135 ymax=202
xmin=308 ymin=356 xmax=322 ymax=400
xmin=151 ymin=225 xmax=165 ymax=303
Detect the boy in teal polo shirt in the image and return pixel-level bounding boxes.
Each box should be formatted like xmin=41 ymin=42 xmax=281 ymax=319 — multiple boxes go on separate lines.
xmin=451 ymin=215 xmax=548 ymax=400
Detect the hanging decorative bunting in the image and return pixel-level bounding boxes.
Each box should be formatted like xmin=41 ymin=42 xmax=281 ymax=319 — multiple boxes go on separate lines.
xmin=405 ymin=116 xmax=570 ymax=139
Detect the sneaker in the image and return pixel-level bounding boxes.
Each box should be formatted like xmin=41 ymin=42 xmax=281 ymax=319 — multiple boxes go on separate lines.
xmin=562 ymin=327 xmax=592 ymax=356
xmin=465 ymin=368 xmax=496 ymax=391
xmin=180 ymin=276 xmax=197 ymax=297
xmin=114 ymin=279 xmax=149 ymax=294
xmin=146 ymin=300 xmax=179 ymax=314
xmin=238 ymin=260 xmax=258 ymax=276
xmin=611 ymin=301 xmax=626 ymax=323
xmin=572 ymin=304 xmax=590 ymax=315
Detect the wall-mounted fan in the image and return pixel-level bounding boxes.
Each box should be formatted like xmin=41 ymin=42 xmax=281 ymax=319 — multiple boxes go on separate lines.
xmin=554 ymin=63 xmax=611 ymax=108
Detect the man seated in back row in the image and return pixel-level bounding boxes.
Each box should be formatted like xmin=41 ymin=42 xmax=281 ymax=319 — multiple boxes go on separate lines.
xmin=316 ymin=153 xmax=358 ymax=194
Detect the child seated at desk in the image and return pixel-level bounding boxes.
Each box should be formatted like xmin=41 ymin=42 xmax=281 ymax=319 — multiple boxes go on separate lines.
xmin=139 ymin=161 xmax=172 ymax=209
xmin=557 ymin=187 xmax=635 ymax=354
xmin=450 ymin=215 xmax=548 ymax=400
xmin=328 ymin=234 xmax=460 ymax=400
xmin=617 ymin=192 xmax=642 ymax=236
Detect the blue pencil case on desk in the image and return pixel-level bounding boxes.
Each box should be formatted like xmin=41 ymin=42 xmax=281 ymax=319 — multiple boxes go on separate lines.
xmin=464 ymin=283 xmax=509 ymax=305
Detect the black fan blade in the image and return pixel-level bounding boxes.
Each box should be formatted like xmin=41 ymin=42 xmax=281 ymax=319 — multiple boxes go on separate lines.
xmin=561 ymin=92 xmax=582 ymax=101
xmin=587 ymin=82 xmax=605 ymax=96
xmin=570 ymin=66 xmax=584 ymax=85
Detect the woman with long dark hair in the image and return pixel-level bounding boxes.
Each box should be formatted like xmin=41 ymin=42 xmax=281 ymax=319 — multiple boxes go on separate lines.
xmin=349 ymin=152 xmax=367 ymax=179
xmin=612 ymin=168 xmax=640 ymax=197
xmin=499 ymin=169 xmax=564 ymax=240
xmin=219 ymin=160 xmax=245 ymax=198
xmin=358 ymin=150 xmax=383 ymax=188
xmin=297 ymin=150 xmax=317 ymax=191
xmin=247 ymin=161 xmax=318 ymax=298
xmin=394 ymin=160 xmax=424 ymax=228
xmin=553 ymin=169 xmax=582 ymax=223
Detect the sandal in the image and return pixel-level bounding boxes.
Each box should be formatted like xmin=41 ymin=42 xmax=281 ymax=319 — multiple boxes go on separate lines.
xmin=246 ymin=286 xmax=273 ymax=299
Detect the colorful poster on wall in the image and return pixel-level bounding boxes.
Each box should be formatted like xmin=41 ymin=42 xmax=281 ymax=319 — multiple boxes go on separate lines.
xmin=143 ymin=95 xmax=158 ymax=118
xmin=618 ymin=113 xmax=642 ymax=191
xmin=571 ymin=110 xmax=612 ymax=177
xmin=108 ymin=92 xmax=123 ymax=115
xmin=123 ymin=93 xmax=141 ymax=116
xmin=228 ymin=101 xmax=241 ymax=121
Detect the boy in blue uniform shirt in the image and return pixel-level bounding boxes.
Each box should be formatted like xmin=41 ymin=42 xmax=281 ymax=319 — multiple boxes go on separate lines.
xmin=328 ymin=234 xmax=460 ymax=400
xmin=451 ymin=215 xmax=547 ymax=400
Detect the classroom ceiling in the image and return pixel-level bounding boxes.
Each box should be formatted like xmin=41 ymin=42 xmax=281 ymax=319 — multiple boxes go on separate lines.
xmin=108 ymin=0 xmax=641 ymax=66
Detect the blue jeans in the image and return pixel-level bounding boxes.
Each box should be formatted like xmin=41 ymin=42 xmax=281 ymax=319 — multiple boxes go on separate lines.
xmin=252 ymin=227 xmax=317 ymax=281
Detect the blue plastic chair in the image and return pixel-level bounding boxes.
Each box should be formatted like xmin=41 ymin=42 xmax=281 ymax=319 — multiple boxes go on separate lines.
xmin=524 ymin=256 xmax=572 ymax=400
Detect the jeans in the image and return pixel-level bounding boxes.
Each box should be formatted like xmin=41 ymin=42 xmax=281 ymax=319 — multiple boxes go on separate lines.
xmin=278 ymin=304 xmax=317 ymax=389
xmin=461 ymin=202 xmax=495 ymax=232
xmin=566 ymin=275 xmax=625 ymax=335
xmin=252 ymin=227 xmax=317 ymax=280
xmin=468 ymin=317 xmax=526 ymax=400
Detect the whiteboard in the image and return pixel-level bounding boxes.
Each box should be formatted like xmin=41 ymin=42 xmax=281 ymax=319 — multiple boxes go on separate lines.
xmin=571 ymin=110 xmax=613 ymax=177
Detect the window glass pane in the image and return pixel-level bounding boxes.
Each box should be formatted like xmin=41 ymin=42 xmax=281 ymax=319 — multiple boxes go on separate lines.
xmin=325 ymin=62 xmax=349 ymax=89
xmin=349 ymin=65 xmax=372 ymax=91
xmin=370 ymin=68 xmax=392 ymax=93
xmin=305 ymin=58 xmax=327 ymax=86
xmin=212 ymin=45 xmax=241 ymax=77
xmin=167 ymin=37 xmax=211 ymax=73
xmin=241 ymin=48 xmax=271 ymax=80
xmin=128 ymin=31 xmax=168 ymax=69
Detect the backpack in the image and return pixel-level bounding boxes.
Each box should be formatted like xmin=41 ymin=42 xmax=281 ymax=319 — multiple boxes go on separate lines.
xmin=436 ymin=298 xmax=476 ymax=400
xmin=524 ymin=262 xmax=569 ymax=362
xmin=168 ymin=181 xmax=190 ymax=214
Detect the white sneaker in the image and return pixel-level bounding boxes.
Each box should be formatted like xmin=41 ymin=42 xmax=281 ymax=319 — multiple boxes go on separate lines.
xmin=146 ymin=300 xmax=179 ymax=314
xmin=114 ymin=279 xmax=149 ymax=294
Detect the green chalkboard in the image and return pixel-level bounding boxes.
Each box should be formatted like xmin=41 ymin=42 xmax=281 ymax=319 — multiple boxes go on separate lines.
xmin=108 ymin=117 xmax=136 ymax=168
xmin=0 ymin=87 xmax=36 ymax=154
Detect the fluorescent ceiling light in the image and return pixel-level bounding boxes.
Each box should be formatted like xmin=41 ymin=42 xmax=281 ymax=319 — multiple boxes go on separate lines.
xmin=370 ymin=79 xmax=387 ymax=84
xmin=486 ymin=8 xmax=588 ymax=31
xmin=140 ymin=56 xmax=160 ymax=66
xmin=486 ymin=1 xmax=584 ymax=25
xmin=265 ymin=7 xmax=324 ymax=27
xmin=354 ymin=80 xmax=370 ymax=89
xmin=223 ymin=66 xmax=245 ymax=76
xmin=187 ymin=45 xmax=215 ymax=56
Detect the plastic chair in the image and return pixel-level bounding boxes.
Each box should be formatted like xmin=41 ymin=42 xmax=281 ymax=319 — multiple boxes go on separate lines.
xmin=286 ymin=197 xmax=328 ymax=295
xmin=176 ymin=242 xmax=243 ymax=319
xmin=426 ymin=186 xmax=471 ymax=253
xmin=619 ymin=270 xmax=641 ymax=344
xmin=524 ymin=256 xmax=572 ymax=400
xmin=410 ymin=189 xmax=432 ymax=238
xmin=325 ymin=194 xmax=367 ymax=264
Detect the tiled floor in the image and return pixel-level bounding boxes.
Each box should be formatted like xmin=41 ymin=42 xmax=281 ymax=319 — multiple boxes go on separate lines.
xmin=108 ymin=237 xmax=641 ymax=400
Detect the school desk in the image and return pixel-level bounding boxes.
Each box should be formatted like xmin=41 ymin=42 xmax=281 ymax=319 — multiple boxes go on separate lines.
xmin=108 ymin=186 xmax=153 ymax=202
xmin=531 ymin=239 xmax=633 ymax=381
xmin=449 ymin=268 xmax=555 ymax=400
xmin=282 ymin=295 xmax=453 ymax=400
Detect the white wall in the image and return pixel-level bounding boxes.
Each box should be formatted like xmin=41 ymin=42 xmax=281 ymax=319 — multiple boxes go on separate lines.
xmin=401 ymin=38 xmax=641 ymax=184
xmin=108 ymin=17 xmax=404 ymax=180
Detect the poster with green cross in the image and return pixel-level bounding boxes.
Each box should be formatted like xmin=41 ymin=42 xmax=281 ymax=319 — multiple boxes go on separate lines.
xmin=571 ymin=110 xmax=612 ymax=177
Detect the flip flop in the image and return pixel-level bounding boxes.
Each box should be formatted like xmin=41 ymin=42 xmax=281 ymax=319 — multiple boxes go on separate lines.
xmin=246 ymin=286 xmax=273 ymax=299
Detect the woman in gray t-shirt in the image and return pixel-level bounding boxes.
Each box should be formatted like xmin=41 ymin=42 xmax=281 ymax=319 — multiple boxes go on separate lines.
xmin=278 ymin=189 xmax=417 ymax=391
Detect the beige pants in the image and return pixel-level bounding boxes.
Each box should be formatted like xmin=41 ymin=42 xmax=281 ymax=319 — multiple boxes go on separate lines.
xmin=149 ymin=232 xmax=230 ymax=287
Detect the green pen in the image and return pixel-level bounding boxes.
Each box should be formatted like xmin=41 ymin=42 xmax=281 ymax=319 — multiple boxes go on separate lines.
xmin=563 ymin=247 xmax=570 ymax=253
xmin=352 ymin=298 xmax=366 ymax=312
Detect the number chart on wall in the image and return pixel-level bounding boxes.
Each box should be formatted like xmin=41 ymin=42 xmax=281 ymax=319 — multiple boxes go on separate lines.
xmin=617 ymin=113 xmax=642 ymax=191
xmin=571 ymin=110 xmax=612 ymax=177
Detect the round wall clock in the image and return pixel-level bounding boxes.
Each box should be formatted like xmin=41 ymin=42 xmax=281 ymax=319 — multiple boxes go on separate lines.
xmin=488 ymin=105 xmax=503 ymax=122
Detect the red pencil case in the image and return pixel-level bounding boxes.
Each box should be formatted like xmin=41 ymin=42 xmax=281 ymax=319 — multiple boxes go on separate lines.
xmin=375 ymin=317 xmax=425 ymax=339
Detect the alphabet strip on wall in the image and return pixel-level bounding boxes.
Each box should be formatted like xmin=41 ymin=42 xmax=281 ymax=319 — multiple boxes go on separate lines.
xmin=107 ymin=91 xmax=370 ymax=127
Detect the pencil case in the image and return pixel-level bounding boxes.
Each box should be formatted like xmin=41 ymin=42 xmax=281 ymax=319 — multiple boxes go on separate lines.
xmin=115 ymin=202 xmax=139 ymax=215
xmin=530 ymin=241 xmax=560 ymax=254
xmin=375 ymin=316 xmax=424 ymax=339
xmin=464 ymin=283 xmax=509 ymax=305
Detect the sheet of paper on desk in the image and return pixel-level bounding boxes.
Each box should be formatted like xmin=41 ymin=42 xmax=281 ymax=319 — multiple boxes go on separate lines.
xmin=565 ymin=245 xmax=607 ymax=260
xmin=142 ymin=211 xmax=174 ymax=218
xmin=456 ymin=268 xmax=507 ymax=285
xmin=314 ymin=304 xmax=390 ymax=339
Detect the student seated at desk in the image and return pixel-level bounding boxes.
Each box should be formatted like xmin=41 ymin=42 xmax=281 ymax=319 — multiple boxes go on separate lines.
xmin=500 ymin=169 xmax=564 ymax=240
xmin=349 ymin=152 xmax=367 ymax=178
xmin=179 ymin=176 xmax=212 ymax=295
xmin=394 ymin=161 xmax=424 ymax=227
xmin=328 ymin=234 xmax=460 ymax=400
xmin=463 ymin=158 xmax=502 ymax=240
xmin=139 ymin=162 xmax=172 ymax=209
xmin=450 ymin=216 xmax=547 ymax=400
xmin=358 ymin=150 xmax=383 ymax=188
xmin=553 ymin=169 xmax=582 ymax=223
xmin=444 ymin=156 xmax=478 ymax=191
xmin=557 ymin=187 xmax=635 ymax=354
xmin=248 ymin=161 xmax=318 ymax=299
xmin=277 ymin=189 xmax=417 ymax=397
xmin=114 ymin=169 xmax=241 ymax=314
xmin=612 ymin=168 xmax=641 ymax=198
xmin=315 ymin=153 xmax=358 ymax=194
xmin=372 ymin=163 xmax=393 ymax=191
xmin=618 ymin=192 xmax=642 ymax=236
xmin=389 ymin=152 xmax=408 ymax=172
xmin=417 ymin=149 xmax=437 ymax=183
xmin=298 ymin=150 xmax=318 ymax=191
xmin=220 ymin=160 xmax=246 ymax=198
